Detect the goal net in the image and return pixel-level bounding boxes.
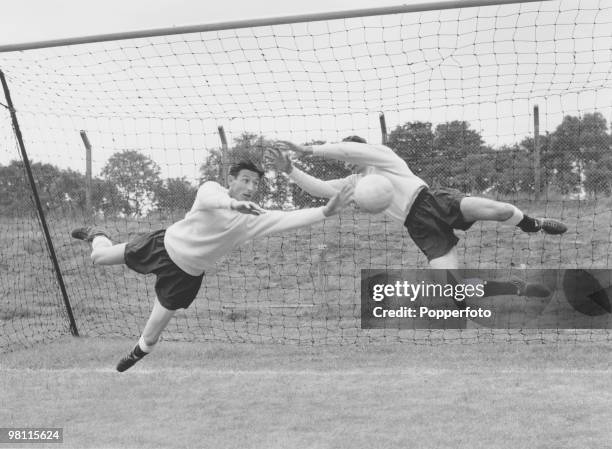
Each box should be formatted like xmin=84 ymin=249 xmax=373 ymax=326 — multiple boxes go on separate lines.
xmin=1 ymin=0 xmax=611 ymax=350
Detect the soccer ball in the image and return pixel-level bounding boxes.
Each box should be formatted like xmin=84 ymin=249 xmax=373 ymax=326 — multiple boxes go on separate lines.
xmin=354 ymin=174 xmax=394 ymax=213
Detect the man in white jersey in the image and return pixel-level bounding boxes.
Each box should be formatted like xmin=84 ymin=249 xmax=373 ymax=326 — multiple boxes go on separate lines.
xmin=71 ymin=161 xmax=353 ymax=372
xmin=267 ymin=136 xmax=566 ymax=297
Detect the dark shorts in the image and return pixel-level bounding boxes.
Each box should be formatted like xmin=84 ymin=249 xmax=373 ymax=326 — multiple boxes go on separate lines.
xmin=124 ymin=229 xmax=204 ymax=310
xmin=404 ymin=187 xmax=475 ymax=261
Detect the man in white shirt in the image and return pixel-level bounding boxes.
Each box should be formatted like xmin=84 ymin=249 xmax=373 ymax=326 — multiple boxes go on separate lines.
xmin=269 ymin=136 xmax=567 ymax=269
xmin=267 ymin=136 xmax=565 ymax=299
xmin=71 ymin=160 xmax=353 ymax=372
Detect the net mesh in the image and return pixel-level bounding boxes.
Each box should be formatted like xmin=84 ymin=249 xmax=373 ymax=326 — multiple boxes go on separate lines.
xmin=1 ymin=0 xmax=611 ymax=350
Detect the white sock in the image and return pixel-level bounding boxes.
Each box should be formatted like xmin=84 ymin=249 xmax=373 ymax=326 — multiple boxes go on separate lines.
xmin=91 ymin=236 xmax=112 ymax=249
xmin=138 ymin=335 xmax=156 ymax=354
xmin=501 ymin=205 xmax=524 ymax=226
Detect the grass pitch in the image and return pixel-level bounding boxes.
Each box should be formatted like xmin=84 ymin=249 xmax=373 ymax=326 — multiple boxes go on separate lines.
xmin=2 ymin=337 xmax=611 ymax=449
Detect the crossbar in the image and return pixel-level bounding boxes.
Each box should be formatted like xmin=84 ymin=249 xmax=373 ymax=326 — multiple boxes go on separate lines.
xmin=0 ymin=0 xmax=554 ymax=53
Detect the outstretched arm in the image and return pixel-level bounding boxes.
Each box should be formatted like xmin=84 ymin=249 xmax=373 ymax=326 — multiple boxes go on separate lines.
xmin=276 ymin=140 xmax=401 ymax=169
xmin=274 ymin=141 xmax=314 ymax=156
xmin=248 ymin=185 xmax=354 ymax=238
xmin=290 ymin=167 xmax=354 ymax=198
xmin=265 ymin=147 xmax=354 ymax=199
xmin=193 ymin=181 xmax=265 ymax=215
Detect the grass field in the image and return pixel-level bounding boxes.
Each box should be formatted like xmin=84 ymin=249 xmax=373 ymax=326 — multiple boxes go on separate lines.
xmin=2 ymin=337 xmax=611 ymax=449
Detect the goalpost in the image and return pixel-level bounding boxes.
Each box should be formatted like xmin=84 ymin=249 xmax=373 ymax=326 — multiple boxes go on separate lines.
xmin=1 ymin=0 xmax=611 ymax=350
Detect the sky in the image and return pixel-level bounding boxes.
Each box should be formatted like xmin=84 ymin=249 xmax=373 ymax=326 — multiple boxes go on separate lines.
xmin=0 ymin=0 xmax=610 ymax=181
xmin=0 ymin=0 xmax=413 ymax=46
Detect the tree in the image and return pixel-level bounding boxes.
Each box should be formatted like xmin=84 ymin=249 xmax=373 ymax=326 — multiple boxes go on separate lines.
xmin=387 ymin=122 xmax=435 ymax=179
xmin=0 ymin=160 xmax=87 ymax=215
xmin=577 ymin=113 xmax=610 ymax=195
xmin=451 ymin=150 xmax=497 ymax=194
xmin=199 ymin=148 xmax=224 ymax=185
xmin=544 ymin=113 xmax=609 ymax=195
xmin=578 ymin=112 xmax=609 ymax=163
xmin=0 ymin=161 xmax=31 ymax=215
xmin=387 ymin=120 xmax=490 ymax=191
xmin=546 ymin=115 xmax=583 ymax=194
xmin=101 ymin=150 xmax=162 ymax=216
xmin=489 ymin=144 xmax=535 ymax=196
xmin=584 ymin=155 xmax=612 ymax=196
xmin=155 ymin=177 xmax=197 ymax=213
xmin=91 ymin=177 xmax=125 ymax=216
xmin=431 ymin=121 xmax=487 ymax=190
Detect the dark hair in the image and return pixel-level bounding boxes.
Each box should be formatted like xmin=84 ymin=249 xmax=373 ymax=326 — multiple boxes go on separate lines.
xmin=228 ymin=161 xmax=264 ymax=178
xmin=342 ymin=135 xmax=367 ymax=144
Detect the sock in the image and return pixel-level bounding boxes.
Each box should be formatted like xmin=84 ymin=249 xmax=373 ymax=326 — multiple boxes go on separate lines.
xmin=92 ymin=235 xmax=112 ymax=249
xmin=501 ymin=205 xmax=524 ymax=226
xmin=133 ymin=344 xmax=147 ymax=358
xmin=136 ymin=335 xmax=156 ymax=356
xmin=517 ymin=215 xmax=540 ymax=233
xmin=482 ymin=280 xmax=520 ymax=297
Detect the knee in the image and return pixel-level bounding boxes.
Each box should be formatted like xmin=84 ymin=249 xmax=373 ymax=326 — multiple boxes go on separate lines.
xmin=90 ymin=248 xmax=106 ymax=265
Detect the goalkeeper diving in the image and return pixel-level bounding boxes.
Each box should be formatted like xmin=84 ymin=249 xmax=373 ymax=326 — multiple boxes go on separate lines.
xmin=267 ymin=136 xmax=567 ymax=297
xmin=71 ymin=160 xmax=353 ymax=372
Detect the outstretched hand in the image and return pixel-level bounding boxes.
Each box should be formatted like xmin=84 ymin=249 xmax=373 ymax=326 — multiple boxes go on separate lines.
xmin=264 ymin=148 xmax=293 ymax=173
xmin=322 ymin=184 xmax=354 ymax=217
xmin=231 ymin=200 xmax=266 ymax=215
xmin=275 ymin=140 xmax=313 ymax=155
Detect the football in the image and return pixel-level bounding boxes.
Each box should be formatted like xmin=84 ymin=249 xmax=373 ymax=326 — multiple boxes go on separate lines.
xmin=353 ymin=174 xmax=394 ymax=214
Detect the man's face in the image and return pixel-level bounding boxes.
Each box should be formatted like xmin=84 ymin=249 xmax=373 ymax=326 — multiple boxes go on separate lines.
xmin=228 ymin=169 xmax=261 ymax=201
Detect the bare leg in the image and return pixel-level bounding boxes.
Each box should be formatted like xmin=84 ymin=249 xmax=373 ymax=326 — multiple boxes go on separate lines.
xmin=90 ymin=242 xmax=127 ymax=265
xmin=116 ymin=298 xmax=176 ymax=372
xmin=459 ymin=197 xmax=519 ymax=223
xmin=459 ymin=196 xmax=567 ymax=234
xmin=429 ymin=246 xmax=460 ymax=269
xmin=140 ymin=299 xmax=176 ymax=347
xmin=74 ymin=233 xmax=127 ymax=266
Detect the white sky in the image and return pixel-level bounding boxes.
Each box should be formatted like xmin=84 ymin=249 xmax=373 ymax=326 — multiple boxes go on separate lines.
xmin=0 ymin=0 xmax=412 ymax=45
xmin=0 ymin=0 xmax=610 ymax=181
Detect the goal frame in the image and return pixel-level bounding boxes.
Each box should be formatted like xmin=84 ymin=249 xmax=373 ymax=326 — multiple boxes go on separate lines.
xmin=0 ymin=0 xmax=554 ymax=53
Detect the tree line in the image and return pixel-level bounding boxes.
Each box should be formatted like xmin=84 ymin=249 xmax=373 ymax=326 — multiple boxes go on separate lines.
xmin=1 ymin=112 xmax=610 ymax=217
